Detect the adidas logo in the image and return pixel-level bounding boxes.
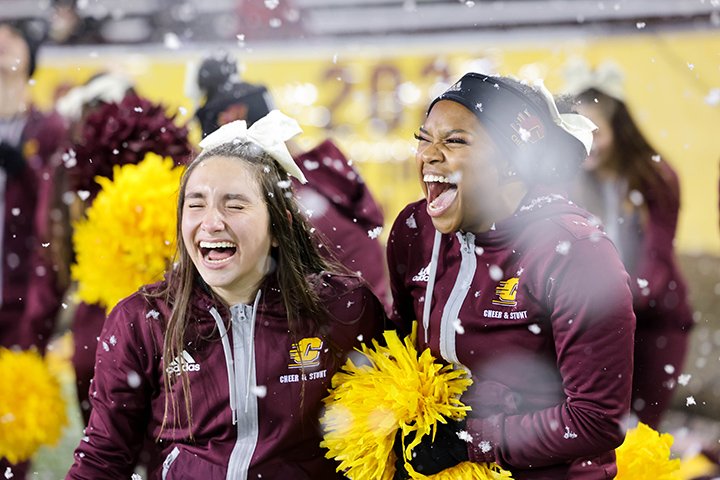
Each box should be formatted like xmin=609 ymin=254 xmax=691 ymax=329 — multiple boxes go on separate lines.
xmin=412 ymin=264 xmax=431 ymax=282
xmin=165 ymin=350 xmax=201 ymax=376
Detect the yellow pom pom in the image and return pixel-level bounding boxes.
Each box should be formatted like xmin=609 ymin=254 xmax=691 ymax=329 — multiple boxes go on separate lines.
xmin=615 ymin=422 xmax=681 ymax=479
xmin=0 ymin=348 xmax=67 ymax=463
xmin=321 ymin=326 xmax=513 ymax=480
xmin=71 ymin=153 xmax=183 ymax=312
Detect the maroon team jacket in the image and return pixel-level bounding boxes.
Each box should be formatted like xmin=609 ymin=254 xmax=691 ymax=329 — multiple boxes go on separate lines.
xmin=1 ymin=107 xmax=66 ymax=350
xmin=294 ymin=140 xmax=390 ymax=311
xmin=66 ymin=272 xmax=385 ymax=480
xmin=387 ymin=190 xmax=636 ymax=479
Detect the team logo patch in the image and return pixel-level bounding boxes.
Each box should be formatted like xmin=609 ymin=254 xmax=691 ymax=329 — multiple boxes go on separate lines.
xmin=288 ymin=337 xmax=324 ymax=369
xmin=492 ymin=277 xmax=519 ymax=307
xmin=510 ymin=108 xmax=545 ymax=146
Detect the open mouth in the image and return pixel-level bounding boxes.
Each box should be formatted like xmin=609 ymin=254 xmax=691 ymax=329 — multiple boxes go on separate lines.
xmin=199 ymin=240 xmax=237 ymax=264
xmin=423 ymin=174 xmax=458 ymax=216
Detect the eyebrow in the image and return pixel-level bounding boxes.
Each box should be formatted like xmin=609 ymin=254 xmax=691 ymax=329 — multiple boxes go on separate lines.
xmin=418 ymin=127 xmax=471 ymax=137
xmin=184 ymin=192 xmax=252 ymax=202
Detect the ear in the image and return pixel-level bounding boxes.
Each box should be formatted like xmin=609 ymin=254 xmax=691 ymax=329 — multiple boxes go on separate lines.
xmin=271 ymin=209 xmax=293 ymax=248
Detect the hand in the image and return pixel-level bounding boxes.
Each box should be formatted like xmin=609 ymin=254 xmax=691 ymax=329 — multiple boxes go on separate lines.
xmin=393 ymin=418 xmax=470 ymax=478
xmin=0 ymin=142 xmax=26 ymax=176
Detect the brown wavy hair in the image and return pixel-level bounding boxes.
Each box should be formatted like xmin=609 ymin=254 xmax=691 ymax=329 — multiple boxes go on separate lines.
xmin=576 ymin=88 xmax=672 ymax=206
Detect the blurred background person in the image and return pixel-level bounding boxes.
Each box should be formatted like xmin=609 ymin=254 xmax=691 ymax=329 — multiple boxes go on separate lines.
xmin=192 ymin=52 xmax=392 ymax=311
xmin=56 ymin=71 xmax=192 ymax=427
xmin=0 ymin=17 xmax=68 ymax=480
xmin=565 ymin=61 xmax=694 ymax=429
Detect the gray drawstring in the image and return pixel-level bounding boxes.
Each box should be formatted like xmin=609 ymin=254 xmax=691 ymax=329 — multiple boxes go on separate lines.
xmin=422 ymin=230 xmax=443 ymax=345
xmin=244 ymin=290 xmax=262 ymax=413
xmin=210 ymin=307 xmax=238 ymax=425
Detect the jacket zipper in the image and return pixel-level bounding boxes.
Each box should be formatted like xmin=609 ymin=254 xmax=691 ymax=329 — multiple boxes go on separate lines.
xmin=439 ymin=232 xmax=477 ymax=365
xmin=161 ymin=446 xmax=181 ymax=480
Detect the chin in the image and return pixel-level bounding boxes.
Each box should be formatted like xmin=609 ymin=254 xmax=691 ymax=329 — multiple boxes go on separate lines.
xmin=430 ymin=216 xmax=458 ymax=235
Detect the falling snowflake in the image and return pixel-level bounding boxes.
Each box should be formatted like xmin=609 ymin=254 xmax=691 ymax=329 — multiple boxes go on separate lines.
xmin=405 ymin=213 xmax=417 ymax=229
xmin=163 ymin=32 xmax=181 ymax=50
xmin=277 ymin=179 xmax=292 ymax=189
xmin=127 ymin=371 xmax=141 ymax=388
xmin=303 ymin=159 xmax=320 ymax=170
xmin=109 ymin=335 xmax=117 ymax=346
xmin=102 ymin=341 xmax=109 ymax=352
xmin=475 ymin=246 xmax=484 ymax=256
xmin=636 ymin=21 xmax=646 ymax=29
xmin=563 ymin=426 xmax=578 ymax=439
xmin=77 ymin=190 xmax=91 ymax=201
xmin=555 ymin=241 xmax=571 ymax=255
xmin=5 ymin=467 xmax=14 ymax=479
xmin=131 ymin=474 xmax=143 ymax=480
xmin=705 ymin=88 xmax=720 ymax=106
xmin=146 ymin=309 xmax=160 ymax=319
xmin=637 ymin=278 xmax=649 ymax=288
xmin=356 ymin=334 xmax=363 ymax=342
xmin=488 ymin=265 xmax=503 ymax=281
xmin=478 ymin=440 xmax=492 ymax=453
xmin=663 ymin=364 xmax=675 ymax=374
xmin=457 ymin=430 xmax=473 ymax=442
xmin=528 ymin=324 xmax=541 ymax=335
xmin=453 ymin=318 xmax=465 ymax=334
xmin=368 ymin=226 xmax=383 ymax=239
xmin=252 ymin=385 xmax=268 ymax=398
xmin=651 ymin=154 xmax=661 ymax=162
xmin=678 ymin=374 xmax=692 ymax=386
xmin=686 ymin=396 xmax=696 ymax=406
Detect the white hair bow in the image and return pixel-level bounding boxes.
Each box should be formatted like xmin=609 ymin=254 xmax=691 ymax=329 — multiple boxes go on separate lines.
xmin=532 ymin=79 xmax=598 ymax=155
xmin=56 ymin=73 xmax=133 ymax=121
xmin=198 ymin=109 xmax=307 ymax=184
xmin=563 ymin=58 xmax=625 ymax=101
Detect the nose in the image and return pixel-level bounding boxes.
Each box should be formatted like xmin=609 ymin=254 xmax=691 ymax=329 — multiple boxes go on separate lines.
xmin=201 ymin=208 xmax=225 ymax=232
xmin=418 ymin=140 xmax=443 ymax=165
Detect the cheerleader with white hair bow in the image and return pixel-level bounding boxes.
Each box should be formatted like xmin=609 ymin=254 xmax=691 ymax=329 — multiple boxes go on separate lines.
xmin=66 ymin=110 xmax=386 ymax=480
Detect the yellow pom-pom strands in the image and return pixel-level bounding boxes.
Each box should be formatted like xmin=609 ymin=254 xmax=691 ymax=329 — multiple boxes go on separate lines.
xmin=320 ymin=326 xmax=513 ymax=480
xmin=71 ymin=153 xmax=182 ymax=312
xmin=0 ymin=348 xmax=67 ymax=463
xmin=615 ymin=422 xmax=681 ymax=480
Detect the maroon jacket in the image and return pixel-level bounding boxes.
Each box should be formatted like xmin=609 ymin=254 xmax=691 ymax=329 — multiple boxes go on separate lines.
xmin=1 ymin=107 xmax=66 ymax=350
xmin=571 ymin=162 xmax=692 ymax=331
xmin=294 ymin=140 xmax=390 ymax=311
xmin=66 ymin=272 xmax=385 ymax=480
xmin=387 ymin=190 xmax=635 ymax=479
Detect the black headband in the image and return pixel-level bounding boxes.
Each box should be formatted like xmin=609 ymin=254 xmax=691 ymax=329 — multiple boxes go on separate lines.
xmin=428 ymin=72 xmax=558 ymax=156
xmin=427 ymin=72 xmax=587 ymax=182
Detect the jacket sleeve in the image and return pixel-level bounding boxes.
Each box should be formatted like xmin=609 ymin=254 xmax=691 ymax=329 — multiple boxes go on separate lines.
xmin=628 ymin=163 xmax=681 ymax=312
xmin=297 ymin=140 xmax=385 ymax=231
xmin=465 ymin=237 xmax=635 ymax=469
xmin=66 ymin=301 xmax=154 ymax=479
xmin=386 ymin=209 xmax=418 ymax=335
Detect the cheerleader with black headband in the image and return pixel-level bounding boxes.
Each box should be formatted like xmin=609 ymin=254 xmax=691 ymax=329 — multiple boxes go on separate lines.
xmin=387 ymin=73 xmax=636 ymax=478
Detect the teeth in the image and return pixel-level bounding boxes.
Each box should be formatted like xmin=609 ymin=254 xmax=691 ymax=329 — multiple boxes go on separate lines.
xmin=199 ymin=241 xmax=236 ymax=249
xmin=206 ymin=257 xmax=233 ymax=264
xmin=423 ymin=174 xmax=453 ymax=184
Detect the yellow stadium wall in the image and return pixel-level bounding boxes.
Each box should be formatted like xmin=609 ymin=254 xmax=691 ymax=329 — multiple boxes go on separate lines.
xmin=31 ymin=29 xmax=720 ymax=254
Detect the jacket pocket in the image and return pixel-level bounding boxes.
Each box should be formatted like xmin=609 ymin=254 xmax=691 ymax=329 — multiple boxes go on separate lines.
xmin=161 ymin=446 xmax=227 ymax=480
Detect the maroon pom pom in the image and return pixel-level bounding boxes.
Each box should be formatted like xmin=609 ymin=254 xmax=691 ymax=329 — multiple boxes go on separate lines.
xmin=67 ymin=93 xmax=193 ymax=198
